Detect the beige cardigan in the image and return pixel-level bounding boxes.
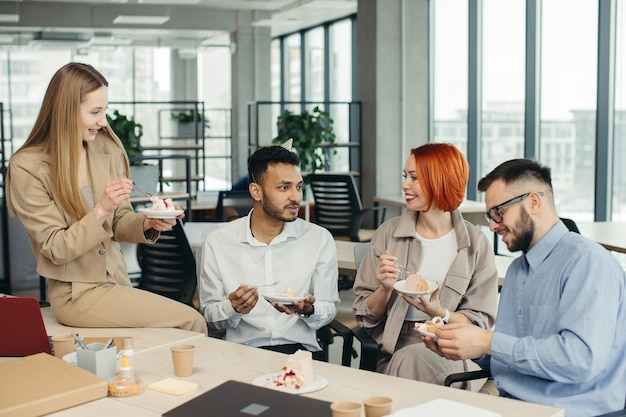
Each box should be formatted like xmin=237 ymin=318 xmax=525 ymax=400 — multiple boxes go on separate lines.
xmin=8 ymin=134 xmax=155 ymax=284
xmin=352 ymin=209 xmax=498 ymax=356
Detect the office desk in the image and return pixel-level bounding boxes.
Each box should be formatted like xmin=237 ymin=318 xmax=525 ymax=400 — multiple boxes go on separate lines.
xmin=577 ymin=221 xmax=626 ymax=253
xmin=41 ymin=308 xmax=205 ymax=353
xmin=48 ymin=336 xmax=563 ymax=417
xmin=374 ymin=196 xmax=488 ymax=226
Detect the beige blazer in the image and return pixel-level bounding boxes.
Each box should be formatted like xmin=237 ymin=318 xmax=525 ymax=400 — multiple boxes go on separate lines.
xmin=8 ymin=133 xmax=155 ymax=284
xmin=353 ymin=209 xmax=499 ymax=356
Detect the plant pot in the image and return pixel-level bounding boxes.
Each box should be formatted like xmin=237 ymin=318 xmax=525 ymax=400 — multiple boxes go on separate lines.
xmin=176 ymin=121 xmax=204 ymax=137
xmin=130 ymin=165 xmax=159 ymax=198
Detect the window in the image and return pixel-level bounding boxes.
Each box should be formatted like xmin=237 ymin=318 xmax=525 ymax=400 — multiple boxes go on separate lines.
xmin=540 ymin=0 xmax=597 ymax=220
xmin=433 ymin=0 xmax=468 ymax=152
xmin=612 ymin=0 xmax=626 ymax=220
xmin=481 ymin=0 xmax=525 ymax=177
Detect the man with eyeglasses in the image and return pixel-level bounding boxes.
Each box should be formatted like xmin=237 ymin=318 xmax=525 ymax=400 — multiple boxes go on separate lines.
xmin=424 ymin=158 xmax=626 ymax=417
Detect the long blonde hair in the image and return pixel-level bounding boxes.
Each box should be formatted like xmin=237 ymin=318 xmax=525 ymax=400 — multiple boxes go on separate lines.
xmin=6 ymin=62 xmax=129 ymax=222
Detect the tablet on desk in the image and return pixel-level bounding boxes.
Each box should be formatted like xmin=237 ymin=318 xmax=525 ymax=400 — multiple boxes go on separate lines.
xmin=162 ymin=380 xmax=331 ymax=417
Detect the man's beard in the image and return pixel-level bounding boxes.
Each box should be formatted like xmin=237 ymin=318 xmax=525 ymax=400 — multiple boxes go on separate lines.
xmin=506 ymin=206 xmax=534 ymax=253
xmin=261 ymin=196 xmax=298 ymax=223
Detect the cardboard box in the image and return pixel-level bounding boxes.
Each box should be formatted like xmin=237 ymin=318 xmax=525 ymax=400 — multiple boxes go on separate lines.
xmin=0 ymin=352 xmax=107 ymax=417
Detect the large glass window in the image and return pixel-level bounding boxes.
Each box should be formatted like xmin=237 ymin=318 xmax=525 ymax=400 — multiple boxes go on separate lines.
xmin=613 ymin=0 xmax=626 ymax=220
xmin=540 ymin=0 xmax=598 ymax=221
xmin=481 ymin=0 xmax=525 ymax=178
xmin=305 ymin=27 xmax=324 ymax=102
xmin=433 ymin=0 xmax=468 ymax=152
xmin=284 ymin=34 xmax=302 ymax=107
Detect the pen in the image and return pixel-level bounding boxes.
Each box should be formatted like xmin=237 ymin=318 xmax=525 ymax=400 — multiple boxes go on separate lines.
xmin=103 ymin=338 xmax=114 ymax=350
xmin=71 ymin=332 xmax=89 ymax=350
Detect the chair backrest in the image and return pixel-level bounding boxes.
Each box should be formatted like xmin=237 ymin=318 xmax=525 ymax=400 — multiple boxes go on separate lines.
xmin=560 ymin=217 xmax=580 ymax=234
xmin=137 ymin=219 xmax=197 ymax=307
xmin=215 ymin=190 xmax=254 ymax=222
xmin=353 ymin=242 xmax=370 ymax=271
xmin=307 ymin=174 xmax=364 ymax=240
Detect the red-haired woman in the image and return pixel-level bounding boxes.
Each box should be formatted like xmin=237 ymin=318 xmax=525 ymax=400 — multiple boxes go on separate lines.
xmin=352 ymin=143 xmax=498 ymax=390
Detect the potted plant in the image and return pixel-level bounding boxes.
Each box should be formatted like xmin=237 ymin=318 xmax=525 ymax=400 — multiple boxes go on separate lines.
xmin=106 ymin=110 xmax=158 ymax=197
xmin=272 ymin=106 xmax=336 ymax=175
xmin=107 ymin=110 xmax=144 ymax=164
xmin=170 ymin=109 xmax=210 ymax=137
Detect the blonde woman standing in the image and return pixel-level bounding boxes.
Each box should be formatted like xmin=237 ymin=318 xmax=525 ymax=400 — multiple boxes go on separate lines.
xmin=6 ymin=62 xmax=206 ymax=334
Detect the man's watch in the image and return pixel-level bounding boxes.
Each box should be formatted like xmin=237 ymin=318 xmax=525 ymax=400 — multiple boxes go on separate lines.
xmin=299 ymin=304 xmax=314 ymax=318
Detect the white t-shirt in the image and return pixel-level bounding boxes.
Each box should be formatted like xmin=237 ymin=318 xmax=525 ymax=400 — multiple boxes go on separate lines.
xmin=405 ymin=228 xmax=457 ymax=321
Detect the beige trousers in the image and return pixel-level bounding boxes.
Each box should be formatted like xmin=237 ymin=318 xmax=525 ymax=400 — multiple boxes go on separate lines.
xmin=378 ymin=321 xmax=484 ymax=391
xmin=49 ymin=279 xmax=207 ymax=335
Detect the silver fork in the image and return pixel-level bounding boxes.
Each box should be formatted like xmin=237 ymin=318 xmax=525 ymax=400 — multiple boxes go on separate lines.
xmin=251 ymin=280 xmax=282 ymax=289
xmin=370 ymin=244 xmax=416 ymax=280
xmin=132 ymin=181 xmax=154 ymax=198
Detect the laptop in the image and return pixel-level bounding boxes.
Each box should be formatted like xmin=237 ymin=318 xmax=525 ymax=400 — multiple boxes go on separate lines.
xmin=0 ymin=295 xmax=53 ymax=356
xmin=163 ymin=380 xmax=331 ymax=417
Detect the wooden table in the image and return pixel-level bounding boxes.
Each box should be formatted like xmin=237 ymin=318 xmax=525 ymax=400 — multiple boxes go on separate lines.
xmin=47 ymin=336 xmax=564 ymax=417
xmin=374 ymin=196 xmax=488 ymax=226
xmin=577 ymin=221 xmax=626 ymax=253
xmin=41 ymin=307 xmax=205 ymax=354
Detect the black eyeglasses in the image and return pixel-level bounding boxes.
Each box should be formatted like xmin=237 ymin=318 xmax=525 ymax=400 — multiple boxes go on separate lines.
xmin=485 ymin=192 xmax=544 ymax=224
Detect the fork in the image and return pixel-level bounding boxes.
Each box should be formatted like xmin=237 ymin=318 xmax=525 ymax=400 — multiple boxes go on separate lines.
xmin=370 ymin=244 xmax=416 ymax=279
xmin=132 ymin=181 xmax=154 ymax=198
xmin=251 ymin=280 xmax=282 ymax=289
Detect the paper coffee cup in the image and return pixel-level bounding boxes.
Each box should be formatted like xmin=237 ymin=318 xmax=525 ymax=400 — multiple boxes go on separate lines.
xmin=51 ymin=333 xmax=75 ymax=359
xmin=363 ymin=396 xmax=393 ymax=417
xmin=171 ymin=344 xmax=195 ymax=377
xmin=330 ymin=401 xmax=362 ymax=417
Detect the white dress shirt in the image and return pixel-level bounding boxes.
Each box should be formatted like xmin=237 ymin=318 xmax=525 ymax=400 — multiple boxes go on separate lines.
xmin=198 ymin=212 xmax=340 ymax=352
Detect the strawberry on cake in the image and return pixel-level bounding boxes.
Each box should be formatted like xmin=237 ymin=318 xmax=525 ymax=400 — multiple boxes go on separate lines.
xmin=264 ymin=350 xmax=313 ymax=391
xmin=148 ymin=196 xmax=175 ymax=211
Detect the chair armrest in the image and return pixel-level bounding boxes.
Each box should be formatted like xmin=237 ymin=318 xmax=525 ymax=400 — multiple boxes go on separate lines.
xmin=326 ymin=319 xmax=354 ymax=367
xmin=361 ymin=205 xmax=387 ymax=227
xmin=444 ymin=369 xmax=491 ymax=387
xmin=352 ymin=326 xmax=379 ymax=371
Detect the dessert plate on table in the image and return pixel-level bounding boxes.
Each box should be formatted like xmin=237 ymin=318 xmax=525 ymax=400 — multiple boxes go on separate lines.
xmin=137 ymin=208 xmax=184 ymax=219
xmin=393 ymin=280 xmax=438 ymax=297
xmin=262 ymin=293 xmax=305 ymax=305
xmin=251 ymin=373 xmax=328 ymax=394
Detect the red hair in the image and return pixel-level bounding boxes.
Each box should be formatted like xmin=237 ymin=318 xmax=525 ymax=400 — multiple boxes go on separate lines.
xmin=410 ymin=143 xmax=469 ymax=212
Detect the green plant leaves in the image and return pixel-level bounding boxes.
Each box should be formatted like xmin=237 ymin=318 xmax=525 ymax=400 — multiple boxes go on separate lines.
xmin=106 ymin=109 xmax=144 ymax=165
xmin=272 ymin=106 xmax=336 ymax=174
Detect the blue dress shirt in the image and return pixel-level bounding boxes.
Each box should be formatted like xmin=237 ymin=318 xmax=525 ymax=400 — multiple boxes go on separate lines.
xmin=488 ymin=221 xmax=626 ymax=416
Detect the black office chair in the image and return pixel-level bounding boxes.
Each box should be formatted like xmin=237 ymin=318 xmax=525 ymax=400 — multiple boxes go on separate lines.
xmin=350 ymin=242 xmax=381 ymax=371
xmin=307 ymin=174 xmax=386 ymax=242
xmin=215 ymin=190 xmax=254 ymax=222
xmin=137 ymin=219 xmax=197 ymax=307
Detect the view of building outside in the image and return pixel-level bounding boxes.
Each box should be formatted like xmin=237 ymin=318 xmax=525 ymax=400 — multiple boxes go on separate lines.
xmin=432 ymin=0 xmax=626 ymax=224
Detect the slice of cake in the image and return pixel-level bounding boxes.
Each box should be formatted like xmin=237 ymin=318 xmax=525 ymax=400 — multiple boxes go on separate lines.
xmin=264 ymin=350 xmax=313 ymax=390
xmin=149 ymin=196 xmax=175 ymax=211
xmin=415 ymin=316 xmax=445 ymax=334
xmin=405 ymin=273 xmax=429 ymax=292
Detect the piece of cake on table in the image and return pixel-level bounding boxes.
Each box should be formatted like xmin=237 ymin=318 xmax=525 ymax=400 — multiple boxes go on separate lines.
xmin=264 ymin=350 xmax=313 ymax=390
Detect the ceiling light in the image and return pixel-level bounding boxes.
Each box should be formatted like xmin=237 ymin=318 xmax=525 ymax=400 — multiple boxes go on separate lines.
xmin=0 ymin=14 xmax=19 ymax=23
xmin=113 ymin=15 xmax=170 ymax=25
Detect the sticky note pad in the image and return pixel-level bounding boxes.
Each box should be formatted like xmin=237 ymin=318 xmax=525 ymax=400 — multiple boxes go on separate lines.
xmin=148 ymin=378 xmax=198 ymax=396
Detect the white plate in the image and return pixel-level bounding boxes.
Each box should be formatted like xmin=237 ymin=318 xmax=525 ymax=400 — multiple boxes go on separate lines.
xmin=252 ymin=373 xmax=328 ymax=394
xmin=137 ymin=208 xmax=184 ymax=219
xmin=393 ymin=279 xmax=438 ymax=297
xmin=263 ymin=293 xmax=305 ymax=305
xmin=415 ymin=324 xmax=439 ymax=341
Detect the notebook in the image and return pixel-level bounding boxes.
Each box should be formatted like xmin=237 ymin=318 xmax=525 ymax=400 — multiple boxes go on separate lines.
xmin=162 ymin=380 xmax=332 ymax=417
xmin=0 ymin=295 xmax=53 ymax=357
